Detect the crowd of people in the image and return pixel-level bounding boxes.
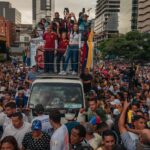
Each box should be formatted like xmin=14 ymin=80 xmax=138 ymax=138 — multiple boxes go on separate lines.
xmin=0 ymin=9 xmax=150 ymax=150
xmin=0 ymin=58 xmax=150 ymax=150
xmin=30 ymin=9 xmax=92 ymax=75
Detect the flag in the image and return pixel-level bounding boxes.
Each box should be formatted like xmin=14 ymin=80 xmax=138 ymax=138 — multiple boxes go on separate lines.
xmin=86 ymin=31 xmax=94 ymax=69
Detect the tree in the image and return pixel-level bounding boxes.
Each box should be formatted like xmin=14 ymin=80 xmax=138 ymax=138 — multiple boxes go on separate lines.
xmin=98 ymin=31 xmax=150 ymax=62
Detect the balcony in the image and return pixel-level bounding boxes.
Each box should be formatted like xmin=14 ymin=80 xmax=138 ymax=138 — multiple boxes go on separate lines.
xmin=138 ymin=12 xmax=150 ymax=22
xmin=139 ymin=0 xmax=150 ymax=9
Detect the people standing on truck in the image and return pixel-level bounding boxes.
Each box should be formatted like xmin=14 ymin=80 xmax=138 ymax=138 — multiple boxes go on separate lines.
xmin=57 ymin=32 xmax=69 ymax=73
xmin=25 ymin=48 xmax=30 ymax=67
xmin=43 ymin=24 xmax=59 ymax=73
xmin=60 ymin=23 xmax=81 ymax=75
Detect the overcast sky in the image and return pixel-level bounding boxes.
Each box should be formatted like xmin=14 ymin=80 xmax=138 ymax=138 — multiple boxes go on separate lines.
xmin=0 ymin=0 xmax=96 ymax=24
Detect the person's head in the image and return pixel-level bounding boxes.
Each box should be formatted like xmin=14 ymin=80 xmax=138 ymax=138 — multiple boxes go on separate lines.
xmin=102 ymin=130 xmax=116 ymax=150
xmin=55 ymin=12 xmax=60 ymax=18
xmin=131 ymin=103 xmax=139 ymax=113
xmin=133 ymin=115 xmax=145 ymax=130
xmin=31 ymin=120 xmax=42 ymax=138
xmin=5 ymin=102 xmax=16 ymax=117
xmin=88 ymin=98 xmax=98 ymax=111
xmin=113 ymin=85 xmax=119 ymax=91
xmin=136 ymin=110 xmax=144 ymax=117
xmin=4 ymin=92 xmax=11 ymax=101
xmin=41 ymin=18 xmax=46 ymax=24
xmin=136 ymin=92 xmax=141 ymax=99
xmin=97 ymin=122 xmax=109 ymax=135
xmin=47 ymin=24 xmax=53 ymax=33
xmin=31 ymin=65 xmax=36 ymax=72
xmin=61 ymin=32 xmax=67 ymax=40
xmin=18 ymin=90 xmax=24 ymax=98
xmin=70 ymin=125 xmax=86 ymax=145
xmin=84 ymin=123 xmax=94 ymax=136
xmin=143 ymin=112 xmax=149 ymax=121
xmin=84 ymin=68 xmax=89 ymax=75
xmin=73 ymin=23 xmax=79 ymax=32
xmin=11 ymin=112 xmax=23 ymax=129
xmin=49 ymin=110 xmax=61 ymax=128
xmin=0 ymin=136 xmax=19 ymax=150
xmin=34 ymin=104 xmax=44 ymax=115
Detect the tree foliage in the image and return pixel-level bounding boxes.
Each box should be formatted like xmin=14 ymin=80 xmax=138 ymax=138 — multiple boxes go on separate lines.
xmin=98 ymin=31 xmax=150 ymax=62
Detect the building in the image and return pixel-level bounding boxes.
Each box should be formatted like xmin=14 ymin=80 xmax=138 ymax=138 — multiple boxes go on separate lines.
xmin=6 ymin=21 xmax=16 ymax=48
xmin=15 ymin=24 xmax=32 ymax=47
xmin=94 ymin=0 xmax=120 ymax=41
xmin=119 ymin=0 xmax=138 ymax=34
xmin=0 ymin=16 xmax=16 ymax=48
xmin=0 ymin=2 xmax=21 ymax=24
xmin=32 ymin=0 xmax=55 ymax=25
xmin=138 ymin=0 xmax=150 ymax=33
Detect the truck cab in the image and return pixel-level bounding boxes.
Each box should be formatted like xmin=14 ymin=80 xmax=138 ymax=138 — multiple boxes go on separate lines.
xmin=28 ymin=75 xmax=85 ymax=119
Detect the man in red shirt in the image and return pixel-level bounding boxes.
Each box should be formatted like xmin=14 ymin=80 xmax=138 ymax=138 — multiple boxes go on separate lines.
xmin=57 ymin=32 xmax=69 ymax=73
xmin=43 ymin=24 xmax=58 ymax=73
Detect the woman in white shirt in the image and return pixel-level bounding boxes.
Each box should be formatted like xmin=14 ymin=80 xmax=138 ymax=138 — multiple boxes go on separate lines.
xmin=60 ymin=23 xmax=81 ymax=75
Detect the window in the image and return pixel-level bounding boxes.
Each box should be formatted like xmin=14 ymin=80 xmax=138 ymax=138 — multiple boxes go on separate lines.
xmin=30 ymin=83 xmax=83 ymax=109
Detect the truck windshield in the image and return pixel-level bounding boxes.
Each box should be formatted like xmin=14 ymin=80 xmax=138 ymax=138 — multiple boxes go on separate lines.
xmin=29 ymin=83 xmax=83 ymax=109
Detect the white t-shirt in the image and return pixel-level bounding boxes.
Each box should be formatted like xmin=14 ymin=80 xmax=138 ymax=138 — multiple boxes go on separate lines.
xmin=2 ymin=122 xmax=31 ymax=148
xmin=0 ymin=112 xmax=28 ymax=130
xmin=50 ymin=124 xmax=69 ymax=150
xmin=32 ymin=115 xmax=52 ymax=134
xmin=88 ymin=133 xmax=102 ymax=150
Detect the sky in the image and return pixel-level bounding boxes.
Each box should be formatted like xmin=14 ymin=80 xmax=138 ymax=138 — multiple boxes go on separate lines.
xmin=0 ymin=0 xmax=96 ymax=24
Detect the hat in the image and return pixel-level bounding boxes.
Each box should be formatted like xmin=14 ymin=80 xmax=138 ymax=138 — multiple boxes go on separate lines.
xmin=35 ymin=104 xmax=44 ymax=114
xmin=110 ymin=99 xmax=121 ymax=105
xmin=89 ymin=116 xmax=101 ymax=125
xmin=32 ymin=120 xmax=42 ymax=131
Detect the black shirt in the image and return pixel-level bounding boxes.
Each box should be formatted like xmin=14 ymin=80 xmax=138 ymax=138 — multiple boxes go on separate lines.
xmin=22 ymin=132 xmax=50 ymax=150
xmin=80 ymin=73 xmax=93 ymax=93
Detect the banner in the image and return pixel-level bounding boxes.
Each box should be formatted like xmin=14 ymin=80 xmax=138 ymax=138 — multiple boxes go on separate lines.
xmin=30 ymin=37 xmax=44 ymax=67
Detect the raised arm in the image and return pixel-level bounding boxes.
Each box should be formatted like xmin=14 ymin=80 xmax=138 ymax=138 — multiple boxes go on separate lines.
xmin=118 ymin=100 xmax=130 ymax=134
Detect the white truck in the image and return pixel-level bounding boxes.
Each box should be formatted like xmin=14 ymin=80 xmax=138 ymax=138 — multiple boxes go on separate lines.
xmin=28 ymin=75 xmax=85 ymax=119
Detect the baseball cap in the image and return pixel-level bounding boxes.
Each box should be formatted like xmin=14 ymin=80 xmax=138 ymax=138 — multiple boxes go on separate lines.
xmin=89 ymin=116 xmax=101 ymax=125
xmin=31 ymin=120 xmax=42 ymax=131
xmin=110 ymin=99 xmax=121 ymax=105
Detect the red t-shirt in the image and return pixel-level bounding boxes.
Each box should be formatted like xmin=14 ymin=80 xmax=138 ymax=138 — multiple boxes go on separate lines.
xmin=43 ymin=32 xmax=57 ymax=51
xmin=58 ymin=39 xmax=69 ymax=54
